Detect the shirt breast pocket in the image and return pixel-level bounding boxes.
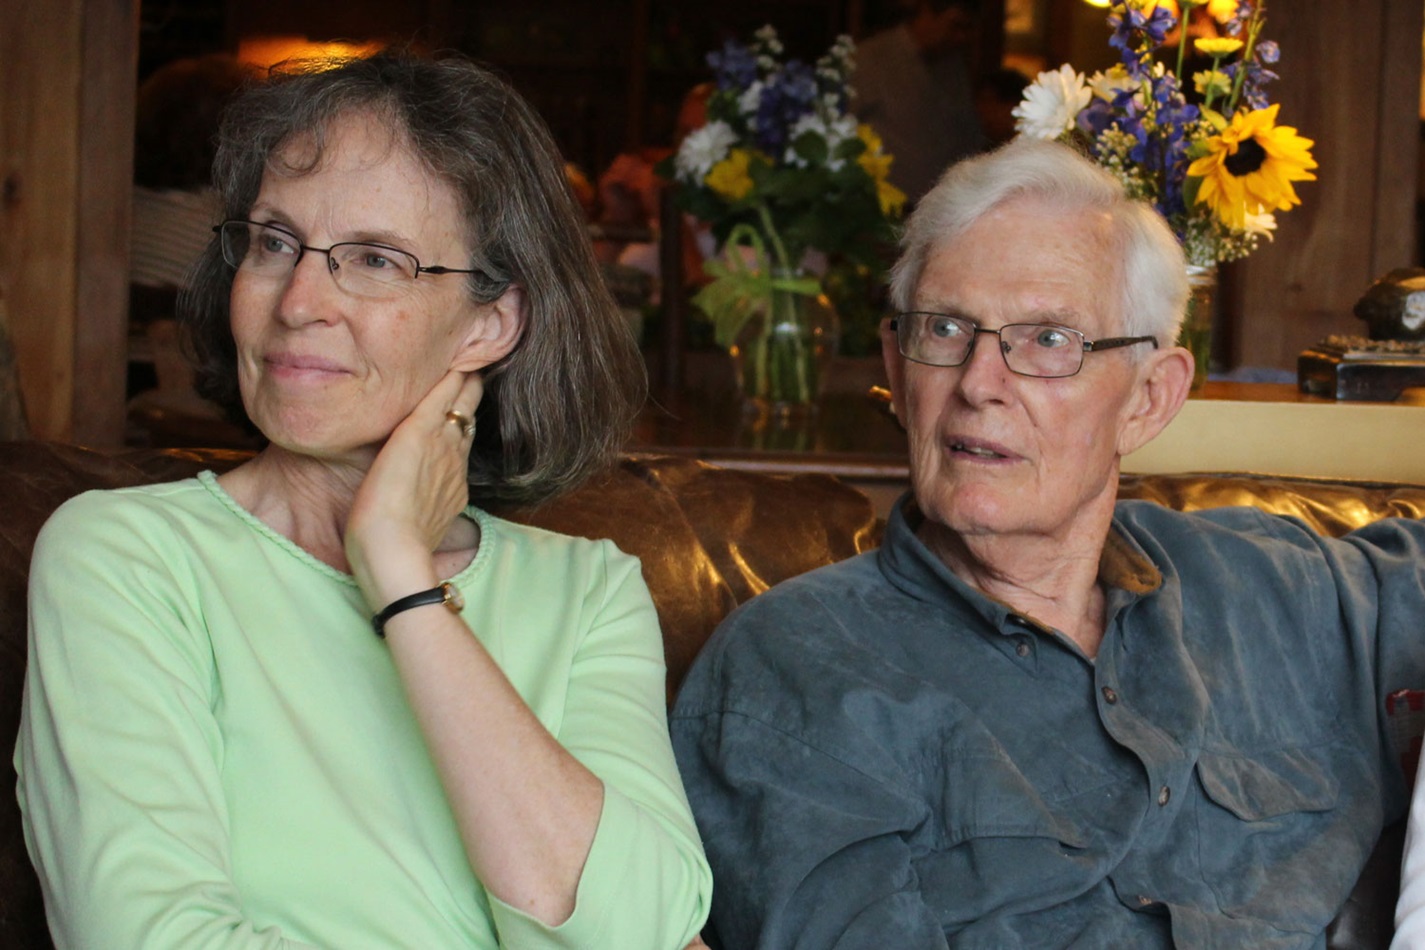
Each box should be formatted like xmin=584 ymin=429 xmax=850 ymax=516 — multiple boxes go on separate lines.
xmin=1193 ymin=743 xmax=1363 ymax=933
xmin=916 ymin=749 xmax=1097 ymax=928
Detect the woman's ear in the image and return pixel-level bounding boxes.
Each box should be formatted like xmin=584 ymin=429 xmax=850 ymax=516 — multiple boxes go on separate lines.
xmin=451 ymin=284 xmax=527 ymax=372
xmin=1115 ymin=344 xmax=1193 ymax=458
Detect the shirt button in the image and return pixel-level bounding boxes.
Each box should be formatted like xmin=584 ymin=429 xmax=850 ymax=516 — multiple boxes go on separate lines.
xmin=1101 ymin=686 xmax=1118 ymax=704
xmin=1157 ymin=785 xmax=1171 ymax=806
xmin=1016 ymin=641 xmax=1030 ymax=657
xmin=1138 ymin=895 xmax=1154 ymax=906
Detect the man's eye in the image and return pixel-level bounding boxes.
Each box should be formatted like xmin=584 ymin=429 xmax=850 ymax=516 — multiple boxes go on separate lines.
xmin=929 ymin=317 xmax=964 ymax=339
xmin=1034 ymin=327 xmax=1072 ymax=348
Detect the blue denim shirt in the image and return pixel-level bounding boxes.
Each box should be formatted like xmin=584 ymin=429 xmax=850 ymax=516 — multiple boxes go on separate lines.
xmin=671 ymin=498 xmax=1425 ymax=949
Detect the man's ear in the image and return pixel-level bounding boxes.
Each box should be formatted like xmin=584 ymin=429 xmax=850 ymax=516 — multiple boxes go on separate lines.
xmin=880 ymin=316 xmax=909 ymax=422
xmin=1116 ymin=344 xmax=1193 ymax=458
xmin=451 ymin=284 xmax=527 ymax=372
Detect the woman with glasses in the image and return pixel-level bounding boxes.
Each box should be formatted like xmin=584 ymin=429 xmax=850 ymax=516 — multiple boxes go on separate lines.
xmin=17 ymin=51 xmax=711 ymax=949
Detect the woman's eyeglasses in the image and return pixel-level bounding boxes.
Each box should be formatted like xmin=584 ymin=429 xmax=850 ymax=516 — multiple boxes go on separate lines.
xmin=214 ymin=219 xmax=495 ymax=300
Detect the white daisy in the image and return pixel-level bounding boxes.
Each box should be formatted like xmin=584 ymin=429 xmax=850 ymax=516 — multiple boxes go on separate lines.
xmin=1013 ymin=64 xmax=1092 ymax=140
xmin=738 ymin=81 xmax=764 ymax=119
xmin=675 ymin=121 xmax=737 ymax=183
xmin=1242 ymin=210 xmax=1277 ymax=241
xmin=783 ymin=113 xmax=857 ymax=169
xmin=1088 ymin=66 xmax=1139 ymax=104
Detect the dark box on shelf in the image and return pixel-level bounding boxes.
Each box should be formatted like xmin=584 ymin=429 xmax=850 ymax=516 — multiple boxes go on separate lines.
xmin=1298 ymin=336 xmax=1425 ymax=401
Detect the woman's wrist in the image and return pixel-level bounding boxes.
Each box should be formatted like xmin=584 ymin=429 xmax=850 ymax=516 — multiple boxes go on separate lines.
xmin=349 ymin=535 xmax=441 ymax=614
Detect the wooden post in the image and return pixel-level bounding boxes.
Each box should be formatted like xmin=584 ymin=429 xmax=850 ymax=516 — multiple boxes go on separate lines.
xmin=0 ymin=0 xmax=137 ymax=445
xmin=1228 ymin=0 xmax=1423 ymax=371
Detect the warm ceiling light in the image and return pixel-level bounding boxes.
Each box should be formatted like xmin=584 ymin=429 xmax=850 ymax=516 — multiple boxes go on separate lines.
xmin=1083 ymin=0 xmax=1111 ymax=6
xmin=237 ymin=36 xmax=385 ymax=70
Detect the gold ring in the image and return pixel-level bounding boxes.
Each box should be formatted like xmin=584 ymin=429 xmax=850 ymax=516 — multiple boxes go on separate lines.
xmin=444 ymin=409 xmax=474 ymax=437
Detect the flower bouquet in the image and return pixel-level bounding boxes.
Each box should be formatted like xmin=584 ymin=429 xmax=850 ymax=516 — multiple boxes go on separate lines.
xmin=666 ymin=26 xmax=904 ymax=414
xmin=1012 ymin=0 xmax=1317 ymax=387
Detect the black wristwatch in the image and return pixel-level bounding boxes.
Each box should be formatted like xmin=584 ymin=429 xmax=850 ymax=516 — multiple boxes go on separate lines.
xmin=372 ymin=581 xmax=465 ymax=638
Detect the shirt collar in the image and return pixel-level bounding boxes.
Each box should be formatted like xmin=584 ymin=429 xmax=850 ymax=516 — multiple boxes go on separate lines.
xmin=877 ymin=493 xmax=1165 ymax=633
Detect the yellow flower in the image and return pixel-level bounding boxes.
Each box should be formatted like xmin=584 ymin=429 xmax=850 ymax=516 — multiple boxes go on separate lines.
xmin=1206 ymin=0 xmax=1240 ymax=22
xmin=856 ymin=123 xmax=885 ymax=155
xmin=706 ymin=149 xmax=757 ymax=201
xmin=1194 ymin=37 xmax=1244 ymax=57
xmin=852 ymin=125 xmax=903 ymax=215
xmin=860 ymin=151 xmax=894 ymax=182
xmin=1187 ymin=104 xmax=1318 ymax=230
xmin=875 ymin=178 xmax=907 ymax=217
xmin=855 ymin=125 xmax=892 ymax=178
xmin=1127 ymin=0 xmax=1178 ymax=15
xmin=1193 ymin=68 xmax=1232 ymax=99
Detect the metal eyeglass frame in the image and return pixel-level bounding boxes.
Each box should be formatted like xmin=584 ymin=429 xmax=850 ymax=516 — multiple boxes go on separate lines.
xmin=213 ymin=219 xmax=494 ymax=288
xmin=889 ymin=312 xmax=1159 ymax=379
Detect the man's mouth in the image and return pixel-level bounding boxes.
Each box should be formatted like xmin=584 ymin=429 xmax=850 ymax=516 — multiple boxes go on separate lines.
xmin=951 ymin=439 xmax=1008 ymax=460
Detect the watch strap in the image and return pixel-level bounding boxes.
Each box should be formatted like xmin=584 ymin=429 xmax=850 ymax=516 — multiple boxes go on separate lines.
xmin=372 ymin=581 xmax=464 ymax=638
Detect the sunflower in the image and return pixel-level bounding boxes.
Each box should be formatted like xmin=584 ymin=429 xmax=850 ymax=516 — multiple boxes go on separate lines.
xmin=1187 ymin=104 xmax=1318 ymax=230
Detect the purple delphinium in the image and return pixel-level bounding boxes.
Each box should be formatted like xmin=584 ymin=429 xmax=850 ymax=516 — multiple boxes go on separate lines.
xmin=708 ymin=40 xmax=758 ymax=92
xmin=1149 ymin=77 xmax=1201 ymax=219
xmin=1078 ymin=97 xmax=1118 ymax=139
xmin=1238 ymin=40 xmax=1280 ymax=110
xmin=1107 ymin=2 xmax=1174 ymax=78
xmin=752 ymin=59 xmax=818 ymax=154
xmin=1223 ymin=1 xmax=1255 ymax=36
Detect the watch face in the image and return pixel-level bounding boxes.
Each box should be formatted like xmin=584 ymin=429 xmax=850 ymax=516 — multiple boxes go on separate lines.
xmin=443 ymin=583 xmax=465 ymax=613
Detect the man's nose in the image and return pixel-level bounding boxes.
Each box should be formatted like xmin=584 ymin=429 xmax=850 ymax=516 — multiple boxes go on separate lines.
xmin=955 ymin=328 xmax=1013 ymax=401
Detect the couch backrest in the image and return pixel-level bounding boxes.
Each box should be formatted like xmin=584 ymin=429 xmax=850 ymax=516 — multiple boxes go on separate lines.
xmin=1 ymin=443 xmax=1423 ymax=948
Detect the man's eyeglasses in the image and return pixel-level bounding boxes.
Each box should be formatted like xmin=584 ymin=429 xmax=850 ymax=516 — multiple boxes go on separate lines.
xmin=890 ymin=311 xmax=1159 ymax=379
xmin=214 ymin=219 xmax=493 ymax=300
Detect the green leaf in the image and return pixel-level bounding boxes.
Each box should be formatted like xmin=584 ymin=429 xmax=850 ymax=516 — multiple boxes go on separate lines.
xmin=791 ymin=130 xmax=829 ymax=166
xmin=1200 ymin=107 xmax=1229 ymax=132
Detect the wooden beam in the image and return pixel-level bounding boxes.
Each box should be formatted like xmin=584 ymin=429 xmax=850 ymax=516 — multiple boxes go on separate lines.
xmin=1372 ymin=0 xmax=1423 ymax=274
xmin=0 ymin=0 xmax=81 ymax=441
xmin=0 ymin=0 xmax=136 ymax=445
xmin=75 ymin=0 xmax=139 ymax=447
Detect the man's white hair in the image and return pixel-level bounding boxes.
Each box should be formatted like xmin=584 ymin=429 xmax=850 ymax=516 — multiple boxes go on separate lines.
xmin=889 ymin=137 xmax=1189 ymax=346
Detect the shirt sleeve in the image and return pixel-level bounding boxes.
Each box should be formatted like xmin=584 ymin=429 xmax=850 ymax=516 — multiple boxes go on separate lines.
xmin=1396 ymin=748 xmax=1425 ymax=945
xmin=14 ymin=493 xmax=322 ymax=950
xmin=671 ymin=588 xmax=950 ymax=950
xmin=488 ymin=539 xmax=713 ymax=950
xmin=1318 ymin=518 xmax=1425 ymax=801
xmin=676 ymin=709 xmax=949 ymax=950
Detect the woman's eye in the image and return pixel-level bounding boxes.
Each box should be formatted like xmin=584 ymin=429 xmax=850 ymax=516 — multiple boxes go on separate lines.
xmin=259 ymin=232 xmax=296 ymax=255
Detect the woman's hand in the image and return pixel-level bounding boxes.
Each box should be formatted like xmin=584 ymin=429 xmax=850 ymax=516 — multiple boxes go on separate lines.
xmin=345 ymin=369 xmax=483 ymax=612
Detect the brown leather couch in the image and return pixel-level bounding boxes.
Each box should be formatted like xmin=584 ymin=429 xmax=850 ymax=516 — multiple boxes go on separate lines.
xmin=0 ymin=441 xmax=1422 ymax=948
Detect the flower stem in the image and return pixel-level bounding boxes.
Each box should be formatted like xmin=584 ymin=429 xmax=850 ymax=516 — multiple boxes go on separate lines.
xmin=1173 ymin=1 xmax=1194 ymax=83
xmin=755 ymin=201 xmax=794 ymax=274
xmin=1224 ymin=1 xmax=1266 ymax=116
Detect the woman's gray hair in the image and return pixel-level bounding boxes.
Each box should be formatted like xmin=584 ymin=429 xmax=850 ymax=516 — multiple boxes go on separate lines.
xmin=888 ymin=137 xmax=1189 ymax=346
xmin=181 ymin=49 xmax=645 ymax=506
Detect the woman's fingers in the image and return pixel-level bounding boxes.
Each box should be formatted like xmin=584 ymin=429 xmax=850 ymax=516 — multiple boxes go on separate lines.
xmin=440 ymin=373 xmax=484 ymax=442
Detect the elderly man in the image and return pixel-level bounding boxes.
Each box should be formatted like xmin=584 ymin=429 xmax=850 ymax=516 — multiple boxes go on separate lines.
xmin=671 ymin=138 xmax=1425 ymax=948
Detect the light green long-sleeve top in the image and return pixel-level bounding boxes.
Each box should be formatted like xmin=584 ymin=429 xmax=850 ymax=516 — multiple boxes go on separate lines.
xmin=15 ymin=472 xmax=711 ymax=949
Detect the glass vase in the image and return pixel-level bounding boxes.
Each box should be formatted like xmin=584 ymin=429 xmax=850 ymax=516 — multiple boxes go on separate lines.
xmin=729 ymin=271 xmax=841 ymax=419
xmin=1178 ymin=264 xmax=1218 ymax=393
